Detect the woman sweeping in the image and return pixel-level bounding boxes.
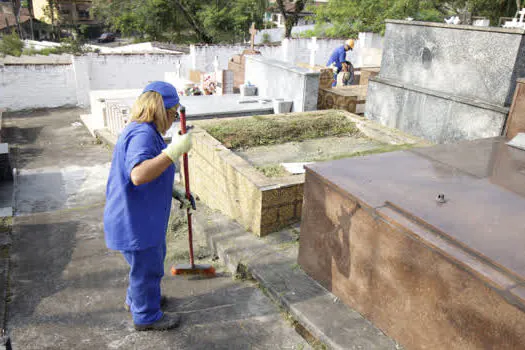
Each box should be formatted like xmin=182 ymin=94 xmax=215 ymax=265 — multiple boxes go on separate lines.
xmin=104 ymin=81 xmax=194 ymax=331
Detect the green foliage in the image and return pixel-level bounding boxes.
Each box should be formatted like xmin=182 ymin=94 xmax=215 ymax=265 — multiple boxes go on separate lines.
xmin=311 ymin=0 xmax=520 ymax=36
xmin=262 ymin=32 xmax=272 ymax=44
xmin=467 ymin=0 xmax=519 ymax=25
xmin=0 ymin=31 xmax=24 ymax=57
xmin=256 ymin=164 xmax=289 ymax=177
xmin=92 ymin=0 xmax=269 ymax=44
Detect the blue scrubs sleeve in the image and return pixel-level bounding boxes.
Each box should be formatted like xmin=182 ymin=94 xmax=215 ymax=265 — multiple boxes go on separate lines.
xmin=125 ymin=130 xmax=159 ymax=179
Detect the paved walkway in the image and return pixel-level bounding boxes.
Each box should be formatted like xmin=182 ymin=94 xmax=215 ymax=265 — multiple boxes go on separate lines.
xmin=2 ymin=108 xmax=309 ymax=350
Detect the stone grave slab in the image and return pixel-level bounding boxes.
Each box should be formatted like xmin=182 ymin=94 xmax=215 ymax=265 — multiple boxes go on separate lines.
xmin=298 ymin=136 xmax=525 ymax=349
xmin=366 ymin=20 xmax=525 ymax=143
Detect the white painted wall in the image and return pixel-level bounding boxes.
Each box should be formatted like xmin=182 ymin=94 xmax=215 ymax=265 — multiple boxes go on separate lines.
xmin=1 ymin=33 xmax=383 ymax=111
xmin=0 ymin=65 xmax=77 ymax=110
xmin=87 ymin=54 xmax=185 ymax=90
xmin=190 ymin=34 xmax=383 ymax=73
xmin=254 ymin=24 xmax=316 ymax=44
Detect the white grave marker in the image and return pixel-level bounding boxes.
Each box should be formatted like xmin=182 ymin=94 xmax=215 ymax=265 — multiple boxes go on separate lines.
xmin=176 ymin=60 xmax=181 ymax=78
xmin=308 ymin=37 xmax=319 ymax=67
xmin=282 ymin=38 xmax=289 ymax=62
xmin=213 ymin=56 xmax=220 ymax=73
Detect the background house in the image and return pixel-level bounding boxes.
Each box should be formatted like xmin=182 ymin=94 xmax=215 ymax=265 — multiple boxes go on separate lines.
xmin=32 ymin=0 xmax=96 ymax=25
xmin=264 ymin=0 xmax=327 ymax=28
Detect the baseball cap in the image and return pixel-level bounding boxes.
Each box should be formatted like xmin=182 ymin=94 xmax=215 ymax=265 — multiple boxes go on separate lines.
xmin=142 ymin=81 xmax=180 ymax=109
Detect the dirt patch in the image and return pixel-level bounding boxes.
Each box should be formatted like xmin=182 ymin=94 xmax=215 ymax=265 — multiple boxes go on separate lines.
xmin=238 ymin=139 xmax=416 ymax=177
xmin=198 ymin=111 xmax=362 ymax=149
xmin=165 ymin=206 xmax=216 ymax=271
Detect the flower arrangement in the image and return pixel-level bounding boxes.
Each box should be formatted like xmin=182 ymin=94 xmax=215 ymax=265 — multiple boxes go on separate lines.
xmin=203 ymin=73 xmax=217 ymax=95
xmin=179 ymin=85 xmax=202 ymax=96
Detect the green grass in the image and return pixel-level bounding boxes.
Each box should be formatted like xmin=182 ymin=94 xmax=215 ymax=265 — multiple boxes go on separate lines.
xmin=256 ymin=164 xmax=289 ymax=178
xmin=200 ymin=113 xmax=361 ymax=150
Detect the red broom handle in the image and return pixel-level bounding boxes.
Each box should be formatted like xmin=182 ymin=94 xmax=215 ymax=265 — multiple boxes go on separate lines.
xmin=179 ymin=107 xmax=195 ymax=268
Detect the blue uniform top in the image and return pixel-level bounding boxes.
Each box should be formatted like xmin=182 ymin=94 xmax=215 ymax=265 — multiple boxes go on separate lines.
xmin=104 ymin=121 xmax=175 ymax=251
xmin=326 ymin=45 xmax=347 ymax=71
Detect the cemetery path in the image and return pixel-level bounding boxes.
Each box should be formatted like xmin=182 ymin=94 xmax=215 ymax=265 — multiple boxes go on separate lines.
xmin=2 ymin=108 xmax=309 ymax=350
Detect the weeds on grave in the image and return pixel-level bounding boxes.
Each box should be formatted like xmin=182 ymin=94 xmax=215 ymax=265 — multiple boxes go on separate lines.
xmin=234 ymin=263 xmax=253 ymax=281
xmin=201 ymin=112 xmax=361 ymax=150
xmin=256 ymin=164 xmax=288 ymax=178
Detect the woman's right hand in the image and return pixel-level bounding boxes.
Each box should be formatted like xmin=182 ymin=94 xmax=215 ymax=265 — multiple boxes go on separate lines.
xmin=162 ymin=132 xmax=192 ymax=163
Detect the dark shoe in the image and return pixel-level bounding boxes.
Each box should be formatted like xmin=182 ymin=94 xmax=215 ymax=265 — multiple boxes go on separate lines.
xmin=134 ymin=312 xmax=181 ymax=331
xmin=125 ymin=295 xmax=168 ymax=312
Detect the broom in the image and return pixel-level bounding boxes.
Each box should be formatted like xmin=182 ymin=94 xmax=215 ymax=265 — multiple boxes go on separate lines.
xmin=171 ymin=106 xmax=216 ymax=277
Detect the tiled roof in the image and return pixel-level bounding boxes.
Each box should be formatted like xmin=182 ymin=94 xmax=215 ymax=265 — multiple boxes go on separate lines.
xmin=0 ymin=8 xmax=31 ymax=30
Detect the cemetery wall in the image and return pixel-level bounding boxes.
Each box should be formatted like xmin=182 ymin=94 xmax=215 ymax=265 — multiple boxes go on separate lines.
xmin=0 ymin=64 xmax=78 ymax=110
xmin=189 ymin=33 xmax=383 ymax=73
xmin=254 ymin=24 xmax=316 ymax=44
xmin=1 ymin=33 xmax=383 ymax=111
xmin=74 ymin=54 xmax=188 ymax=106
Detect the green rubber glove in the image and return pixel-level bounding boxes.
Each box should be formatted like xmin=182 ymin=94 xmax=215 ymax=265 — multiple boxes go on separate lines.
xmin=162 ymin=132 xmax=192 ymax=163
xmin=173 ymin=185 xmax=196 ymax=211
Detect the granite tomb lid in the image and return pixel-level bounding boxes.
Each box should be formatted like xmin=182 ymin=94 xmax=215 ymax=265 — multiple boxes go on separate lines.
xmin=306 ymin=137 xmax=525 ymax=281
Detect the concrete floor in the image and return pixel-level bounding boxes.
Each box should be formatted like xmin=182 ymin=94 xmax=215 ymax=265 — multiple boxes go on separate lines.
xmin=2 ymin=108 xmax=309 ymax=349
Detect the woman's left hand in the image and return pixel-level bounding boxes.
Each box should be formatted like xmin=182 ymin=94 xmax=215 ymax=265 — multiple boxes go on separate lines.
xmin=173 ymin=185 xmax=197 ymax=211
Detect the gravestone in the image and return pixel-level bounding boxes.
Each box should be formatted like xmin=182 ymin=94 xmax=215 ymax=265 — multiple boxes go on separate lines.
xmin=228 ymin=26 xmax=261 ymax=90
xmin=249 ymin=23 xmax=257 ymax=51
xmin=366 ymin=20 xmax=525 ymax=143
xmin=308 ymin=37 xmax=319 ymax=67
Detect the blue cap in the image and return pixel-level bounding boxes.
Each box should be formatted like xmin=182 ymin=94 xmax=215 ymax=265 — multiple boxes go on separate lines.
xmin=142 ymin=81 xmax=180 ymax=109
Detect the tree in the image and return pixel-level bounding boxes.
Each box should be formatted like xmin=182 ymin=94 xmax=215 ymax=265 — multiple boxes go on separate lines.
xmin=276 ymin=0 xmax=307 ymax=38
xmin=310 ymin=0 xmax=520 ymax=37
xmin=92 ymin=0 xmax=269 ymax=44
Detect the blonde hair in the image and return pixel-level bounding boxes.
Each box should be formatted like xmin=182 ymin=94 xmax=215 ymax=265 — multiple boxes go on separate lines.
xmin=130 ymin=91 xmax=178 ymax=134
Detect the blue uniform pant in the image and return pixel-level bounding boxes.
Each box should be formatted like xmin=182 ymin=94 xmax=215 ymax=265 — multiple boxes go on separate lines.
xmin=332 ymin=73 xmax=338 ymax=87
xmin=122 ymin=243 xmax=166 ymax=325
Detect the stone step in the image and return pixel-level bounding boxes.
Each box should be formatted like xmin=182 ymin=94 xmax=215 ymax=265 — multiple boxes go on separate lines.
xmin=193 ymin=204 xmax=400 ymax=350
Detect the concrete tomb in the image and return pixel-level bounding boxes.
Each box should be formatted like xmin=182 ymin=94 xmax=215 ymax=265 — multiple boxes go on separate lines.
xmin=298 ymin=136 xmax=525 ymax=349
xmin=82 ymin=90 xmax=275 ymax=138
xmin=366 ymin=20 xmax=525 ymax=144
xmin=228 ymin=49 xmax=261 ymax=90
xmin=244 ymin=55 xmax=320 ymax=112
xmin=187 ymin=111 xmax=425 ymax=236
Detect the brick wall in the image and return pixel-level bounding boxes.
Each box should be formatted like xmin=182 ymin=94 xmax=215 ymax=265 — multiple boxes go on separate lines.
xmin=189 ymin=126 xmax=304 ymax=236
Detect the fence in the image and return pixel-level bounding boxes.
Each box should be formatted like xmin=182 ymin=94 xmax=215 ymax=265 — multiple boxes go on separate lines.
xmin=104 ymin=100 xmax=131 ymax=136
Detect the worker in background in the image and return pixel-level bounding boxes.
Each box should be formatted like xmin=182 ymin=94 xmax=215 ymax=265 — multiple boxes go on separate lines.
xmin=327 ymin=39 xmax=355 ymax=87
xmin=104 ymin=81 xmax=195 ymax=331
